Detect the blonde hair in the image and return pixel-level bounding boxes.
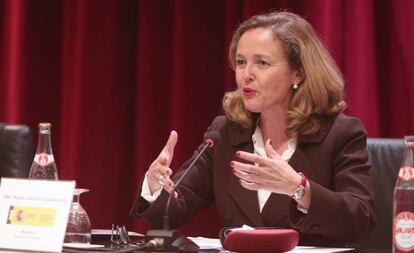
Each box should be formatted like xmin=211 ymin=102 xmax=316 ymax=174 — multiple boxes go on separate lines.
xmin=223 ymin=11 xmax=346 ymax=137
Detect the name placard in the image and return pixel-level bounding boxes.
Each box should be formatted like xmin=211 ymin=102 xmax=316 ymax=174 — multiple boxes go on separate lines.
xmin=0 ymin=178 xmax=75 ymax=252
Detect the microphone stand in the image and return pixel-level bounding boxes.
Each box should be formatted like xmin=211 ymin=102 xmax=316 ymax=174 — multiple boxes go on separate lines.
xmin=145 ymin=139 xmax=215 ymax=252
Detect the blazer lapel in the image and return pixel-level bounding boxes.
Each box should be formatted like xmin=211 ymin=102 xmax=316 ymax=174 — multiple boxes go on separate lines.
xmin=260 ymin=147 xmax=317 ymax=225
xmin=288 ymin=147 xmax=318 ymax=179
xmin=260 ymin=118 xmax=333 ymax=223
xmin=228 ymin=156 xmax=265 ymax=226
xmin=227 ymin=119 xmax=265 ymax=227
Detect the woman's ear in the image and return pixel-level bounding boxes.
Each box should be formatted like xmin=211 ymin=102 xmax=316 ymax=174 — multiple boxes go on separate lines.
xmin=295 ymin=67 xmax=305 ymax=84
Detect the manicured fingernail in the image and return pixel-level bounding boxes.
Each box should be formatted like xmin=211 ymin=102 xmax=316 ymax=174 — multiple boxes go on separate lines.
xmin=232 ymin=169 xmax=236 ymax=174
xmin=230 ymin=161 xmax=234 ymax=167
xmin=236 ymin=151 xmax=241 ymax=157
xmin=269 ymin=139 xmax=272 ymax=145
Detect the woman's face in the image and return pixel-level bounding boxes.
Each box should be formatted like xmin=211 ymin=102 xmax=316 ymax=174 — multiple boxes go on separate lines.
xmin=235 ymin=28 xmax=301 ymax=115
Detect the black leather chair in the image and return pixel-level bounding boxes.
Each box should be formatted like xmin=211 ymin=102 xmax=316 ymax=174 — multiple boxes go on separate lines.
xmin=0 ymin=123 xmax=35 ymax=178
xmin=358 ymin=138 xmax=404 ymax=250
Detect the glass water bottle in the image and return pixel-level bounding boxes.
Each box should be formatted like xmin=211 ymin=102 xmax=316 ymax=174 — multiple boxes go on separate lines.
xmin=393 ymin=136 xmax=414 ymax=253
xmin=29 ymin=122 xmax=58 ymax=180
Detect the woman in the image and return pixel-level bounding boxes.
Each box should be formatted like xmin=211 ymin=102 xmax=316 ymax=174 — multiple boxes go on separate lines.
xmin=131 ymin=11 xmax=375 ymax=246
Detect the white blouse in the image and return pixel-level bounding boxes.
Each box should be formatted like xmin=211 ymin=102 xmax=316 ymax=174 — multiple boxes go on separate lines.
xmin=252 ymin=125 xmax=297 ymax=212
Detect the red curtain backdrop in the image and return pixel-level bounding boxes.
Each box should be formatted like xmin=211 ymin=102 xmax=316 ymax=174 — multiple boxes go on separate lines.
xmin=1 ymin=0 xmax=413 ymax=237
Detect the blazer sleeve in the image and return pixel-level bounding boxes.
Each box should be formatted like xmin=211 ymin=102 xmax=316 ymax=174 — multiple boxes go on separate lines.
xmin=289 ymin=115 xmax=376 ymax=245
xmin=129 ymin=116 xmax=226 ymax=229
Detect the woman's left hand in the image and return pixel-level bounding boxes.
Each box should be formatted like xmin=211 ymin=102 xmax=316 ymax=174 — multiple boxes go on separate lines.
xmin=230 ymin=139 xmax=302 ymax=197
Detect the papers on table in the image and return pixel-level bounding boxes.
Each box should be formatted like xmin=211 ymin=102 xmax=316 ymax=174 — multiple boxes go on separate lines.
xmin=189 ymin=237 xmax=353 ymax=253
xmin=189 ymin=237 xmax=226 ymax=251
xmin=62 ymin=243 xmax=105 ymax=249
xmin=291 ymin=247 xmax=354 ymax=253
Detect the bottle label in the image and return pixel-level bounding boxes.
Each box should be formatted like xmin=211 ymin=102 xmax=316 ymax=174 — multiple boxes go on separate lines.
xmin=394 ymin=211 xmax=414 ymax=251
xmin=399 ymin=166 xmax=414 ymax=181
xmin=33 ymin=153 xmax=55 ymax=167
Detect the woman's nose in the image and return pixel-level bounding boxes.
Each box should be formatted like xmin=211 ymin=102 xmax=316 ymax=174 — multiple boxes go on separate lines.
xmin=242 ymin=64 xmax=255 ymax=82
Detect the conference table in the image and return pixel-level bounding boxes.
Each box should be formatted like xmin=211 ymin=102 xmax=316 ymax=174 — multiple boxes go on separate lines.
xmin=0 ymin=248 xmax=392 ymax=253
xmin=61 ymin=246 xmax=391 ymax=253
xmin=61 ymin=245 xmax=391 ymax=253
xmin=58 ymin=233 xmax=392 ymax=253
xmin=0 ymin=230 xmax=392 ymax=253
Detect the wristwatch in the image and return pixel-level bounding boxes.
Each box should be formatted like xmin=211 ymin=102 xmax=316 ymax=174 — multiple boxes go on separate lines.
xmin=292 ymin=172 xmax=307 ymax=201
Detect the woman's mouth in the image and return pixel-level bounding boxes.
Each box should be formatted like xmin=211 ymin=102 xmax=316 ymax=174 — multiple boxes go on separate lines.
xmin=242 ymin=87 xmax=257 ymax=97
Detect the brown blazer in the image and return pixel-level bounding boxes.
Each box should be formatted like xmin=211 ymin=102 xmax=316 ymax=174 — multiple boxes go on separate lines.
xmin=131 ymin=113 xmax=376 ymax=246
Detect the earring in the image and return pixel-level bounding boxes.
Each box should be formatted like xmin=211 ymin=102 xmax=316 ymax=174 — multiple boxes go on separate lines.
xmin=293 ymin=82 xmax=299 ymax=90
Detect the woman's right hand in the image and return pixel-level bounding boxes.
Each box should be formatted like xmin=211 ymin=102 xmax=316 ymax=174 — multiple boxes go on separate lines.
xmin=146 ymin=130 xmax=178 ymax=194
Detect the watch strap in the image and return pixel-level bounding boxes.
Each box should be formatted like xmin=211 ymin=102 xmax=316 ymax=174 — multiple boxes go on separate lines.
xmin=298 ymin=172 xmax=307 ymax=188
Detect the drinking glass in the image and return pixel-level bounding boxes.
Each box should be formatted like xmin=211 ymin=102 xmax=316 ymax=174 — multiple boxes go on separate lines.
xmin=64 ymin=188 xmax=92 ymax=243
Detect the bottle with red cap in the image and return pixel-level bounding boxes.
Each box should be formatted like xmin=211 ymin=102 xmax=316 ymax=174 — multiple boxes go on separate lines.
xmin=28 ymin=122 xmax=58 ymax=180
xmin=393 ymin=136 xmax=414 ymax=253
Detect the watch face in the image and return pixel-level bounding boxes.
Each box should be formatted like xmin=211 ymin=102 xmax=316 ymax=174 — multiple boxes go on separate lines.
xmin=293 ymin=186 xmax=305 ymax=200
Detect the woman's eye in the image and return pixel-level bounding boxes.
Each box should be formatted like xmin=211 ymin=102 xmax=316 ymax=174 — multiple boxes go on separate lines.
xmin=236 ymin=60 xmax=245 ymax=66
xmin=258 ymin=60 xmax=269 ymax=66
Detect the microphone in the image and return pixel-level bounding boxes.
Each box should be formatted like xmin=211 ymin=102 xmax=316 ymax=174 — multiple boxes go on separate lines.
xmin=145 ymin=130 xmax=221 ymax=252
